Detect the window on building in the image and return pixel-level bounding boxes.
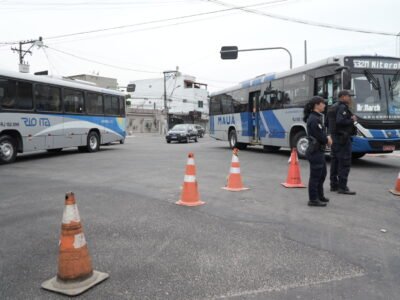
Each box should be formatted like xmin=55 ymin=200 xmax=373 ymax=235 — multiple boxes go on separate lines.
xmin=86 ymin=93 xmax=104 ymax=115
xmin=35 ymin=84 xmax=61 ymax=112
xmin=198 ymin=101 xmax=203 ymax=108
xmin=64 ymin=89 xmax=84 ymax=113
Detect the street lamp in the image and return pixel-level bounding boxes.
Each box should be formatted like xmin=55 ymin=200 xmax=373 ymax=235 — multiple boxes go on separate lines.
xmin=220 ymin=45 xmax=293 ymax=69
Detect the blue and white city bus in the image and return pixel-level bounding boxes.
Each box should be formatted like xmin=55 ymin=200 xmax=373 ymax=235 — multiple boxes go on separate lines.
xmin=0 ymin=69 xmax=126 ymax=164
xmin=209 ymin=55 xmax=400 ymax=158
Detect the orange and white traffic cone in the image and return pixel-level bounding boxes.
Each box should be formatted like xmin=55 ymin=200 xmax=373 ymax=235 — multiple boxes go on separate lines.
xmin=222 ymin=148 xmax=249 ymax=192
xmin=176 ymin=153 xmax=205 ymax=206
xmin=281 ymin=148 xmax=306 ymax=188
xmin=389 ymin=172 xmax=400 ymax=196
xmin=42 ymin=192 xmax=109 ymax=296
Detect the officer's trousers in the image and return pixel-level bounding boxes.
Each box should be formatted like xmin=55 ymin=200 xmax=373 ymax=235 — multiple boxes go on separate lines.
xmin=330 ymin=138 xmax=352 ymax=190
xmin=307 ymin=150 xmax=327 ymax=201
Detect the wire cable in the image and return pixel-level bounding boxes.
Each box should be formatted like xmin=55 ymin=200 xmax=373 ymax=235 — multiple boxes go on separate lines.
xmin=46 ymin=46 xmax=161 ymax=74
xmin=206 ymin=0 xmax=399 ymax=37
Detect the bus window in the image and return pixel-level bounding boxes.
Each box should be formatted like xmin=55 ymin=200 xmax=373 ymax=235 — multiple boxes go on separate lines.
xmin=35 ymin=84 xmax=61 ymax=112
xmin=119 ymin=96 xmax=126 ymax=116
xmin=64 ymin=89 xmax=84 ymax=113
xmin=316 ymin=78 xmax=325 ymax=97
xmin=86 ymin=93 xmax=104 ymax=115
xmin=104 ymin=95 xmax=119 ymax=115
xmin=16 ymin=81 xmax=33 ymax=110
xmin=210 ymin=97 xmax=222 ymax=115
xmin=0 ymin=78 xmax=17 ymax=109
xmin=221 ymin=96 xmax=234 ymax=114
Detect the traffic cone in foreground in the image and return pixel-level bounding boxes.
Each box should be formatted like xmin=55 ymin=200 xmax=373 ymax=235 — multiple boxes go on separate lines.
xmin=389 ymin=172 xmax=400 ymax=196
xmin=42 ymin=192 xmax=109 ymax=296
xmin=281 ymin=148 xmax=306 ymax=188
xmin=222 ymin=148 xmax=249 ymax=192
xmin=176 ymin=153 xmax=205 ymax=206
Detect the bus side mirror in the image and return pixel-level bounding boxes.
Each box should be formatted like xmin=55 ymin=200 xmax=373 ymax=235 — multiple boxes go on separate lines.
xmin=342 ymin=69 xmax=351 ymax=90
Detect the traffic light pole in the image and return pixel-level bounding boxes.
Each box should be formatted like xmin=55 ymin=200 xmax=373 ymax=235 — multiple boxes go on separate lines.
xmin=220 ymin=46 xmax=293 ymax=69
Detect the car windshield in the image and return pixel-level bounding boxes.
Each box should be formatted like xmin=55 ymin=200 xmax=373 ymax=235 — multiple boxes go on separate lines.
xmin=172 ymin=125 xmax=187 ymax=131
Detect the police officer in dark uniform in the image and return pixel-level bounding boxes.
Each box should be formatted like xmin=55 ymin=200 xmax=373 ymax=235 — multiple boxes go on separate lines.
xmin=304 ymin=96 xmax=332 ymax=207
xmin=328 ymin=90 xmax=357 ymax=195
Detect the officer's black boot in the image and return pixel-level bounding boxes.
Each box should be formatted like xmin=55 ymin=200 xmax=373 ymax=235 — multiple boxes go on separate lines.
xmin=338 ymin=187 xmax=356 ymax=195
xmin=319 ymin=196 xmax=330 ymax=202
xmin=308 ymin=200 xmax=327 ymax=207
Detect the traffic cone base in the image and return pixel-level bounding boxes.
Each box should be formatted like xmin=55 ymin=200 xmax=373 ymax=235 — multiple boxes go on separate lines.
xmin=41 ymin=270 xmax=109 ymax=296
xmin=222 ymin=186 xmax=249 ymax=192
xmin=176 ymin=199 xmax=205 ymax=206
xmin=281 ymin=182 xmax=306 ymax=188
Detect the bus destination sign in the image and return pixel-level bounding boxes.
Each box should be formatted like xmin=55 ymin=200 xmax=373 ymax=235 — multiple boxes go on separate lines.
xmin=345 ymin=57 xmax=400 ymax=71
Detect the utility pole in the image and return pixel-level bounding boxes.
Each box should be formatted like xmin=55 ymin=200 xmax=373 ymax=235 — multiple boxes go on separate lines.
xmin=11 ymin=36 xmax=43 ymax=73
xmin=163 ymin=67 xmax=179 ymax=130
xmin=304 ymin=40 xmax=308 ymax=64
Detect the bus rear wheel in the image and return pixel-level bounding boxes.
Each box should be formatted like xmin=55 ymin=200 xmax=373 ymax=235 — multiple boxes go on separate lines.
xmin=82 ymin=131 xmax=100 ymax=153
xmin=0 ymin=135 xmax=17 ymax=164
xmin=292 ymin=131 xmax=308 ymax=159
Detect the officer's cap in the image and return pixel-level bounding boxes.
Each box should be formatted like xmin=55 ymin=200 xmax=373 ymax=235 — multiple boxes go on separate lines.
xmin=338 ymin=90 xmax=354 ymax=98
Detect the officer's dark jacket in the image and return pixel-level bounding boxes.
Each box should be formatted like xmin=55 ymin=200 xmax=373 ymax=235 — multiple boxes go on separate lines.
xmin=327 ymin=101 xmax=356 ymax=136
xmin=307 ymin=111 xmax=328 ymax=146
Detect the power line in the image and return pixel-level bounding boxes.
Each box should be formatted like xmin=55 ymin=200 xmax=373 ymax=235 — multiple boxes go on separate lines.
xmin=207 ymin=0 xmax=399 ymax=37
xmin=0 ymin=1 xmax=291 ymax=45
xmin=47 ymin=46 xmax=161 ymax=74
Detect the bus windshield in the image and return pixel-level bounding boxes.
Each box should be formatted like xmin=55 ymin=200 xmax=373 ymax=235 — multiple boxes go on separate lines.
xmin=352 ymin=73 xmax=386 ymax=119
xmin=351 ymin=72 xmax=400 ymax=120
xmin=386 ymin=73 xmax=400 ymax=117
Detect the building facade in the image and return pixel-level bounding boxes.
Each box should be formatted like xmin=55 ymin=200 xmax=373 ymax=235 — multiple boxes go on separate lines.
xmin=128 ymin=71 xmax=209 ymax=127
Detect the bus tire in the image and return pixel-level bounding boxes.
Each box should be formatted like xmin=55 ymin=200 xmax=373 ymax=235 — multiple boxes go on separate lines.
xmin=0 ymin=135 xmax=17 ymax=164
xmin=352 ymin=153 xmax=366 ymax=159
xmin=86 ymin=131 xmax=100 ymax=153
xmin=228 ymin=129 xmax=237 ymax=149
xmin=292 ymin=131 xmax=308 ymax=159
xmin=263 ymin=145 xmax=281 ymax=152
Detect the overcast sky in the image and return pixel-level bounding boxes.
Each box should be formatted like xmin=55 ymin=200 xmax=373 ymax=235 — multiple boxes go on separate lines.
xmin=0 ymin=0 xmax=399 ymax=92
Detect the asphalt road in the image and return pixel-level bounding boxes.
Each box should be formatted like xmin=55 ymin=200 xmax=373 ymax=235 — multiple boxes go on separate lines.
xmin=1 ymin=135 xmax=399 ymax=300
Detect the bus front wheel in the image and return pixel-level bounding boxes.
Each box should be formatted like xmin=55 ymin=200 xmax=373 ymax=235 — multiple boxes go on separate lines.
xmin=228 ymin=129 xmax=247 ymax=150
xmin=0 ymin=135 xmax=17 ymax=164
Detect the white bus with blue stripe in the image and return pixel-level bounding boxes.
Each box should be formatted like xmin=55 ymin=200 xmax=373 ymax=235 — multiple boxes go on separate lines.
xmin=0 ymin=69 xmax=126 ymax=164
xmin=210 ymin=55 xmax=400 ymax=159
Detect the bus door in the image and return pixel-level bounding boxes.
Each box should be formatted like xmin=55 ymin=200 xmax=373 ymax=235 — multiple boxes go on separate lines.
xmin=248 ymin=91 xmax=260 ymax=143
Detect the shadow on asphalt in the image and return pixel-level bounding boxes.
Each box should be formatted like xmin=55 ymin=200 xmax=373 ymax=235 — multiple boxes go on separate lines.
xmin=11 ymin=146 xmax=118 ymax=164
xmin=210 ymin=144 xmax=399 ymax=169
